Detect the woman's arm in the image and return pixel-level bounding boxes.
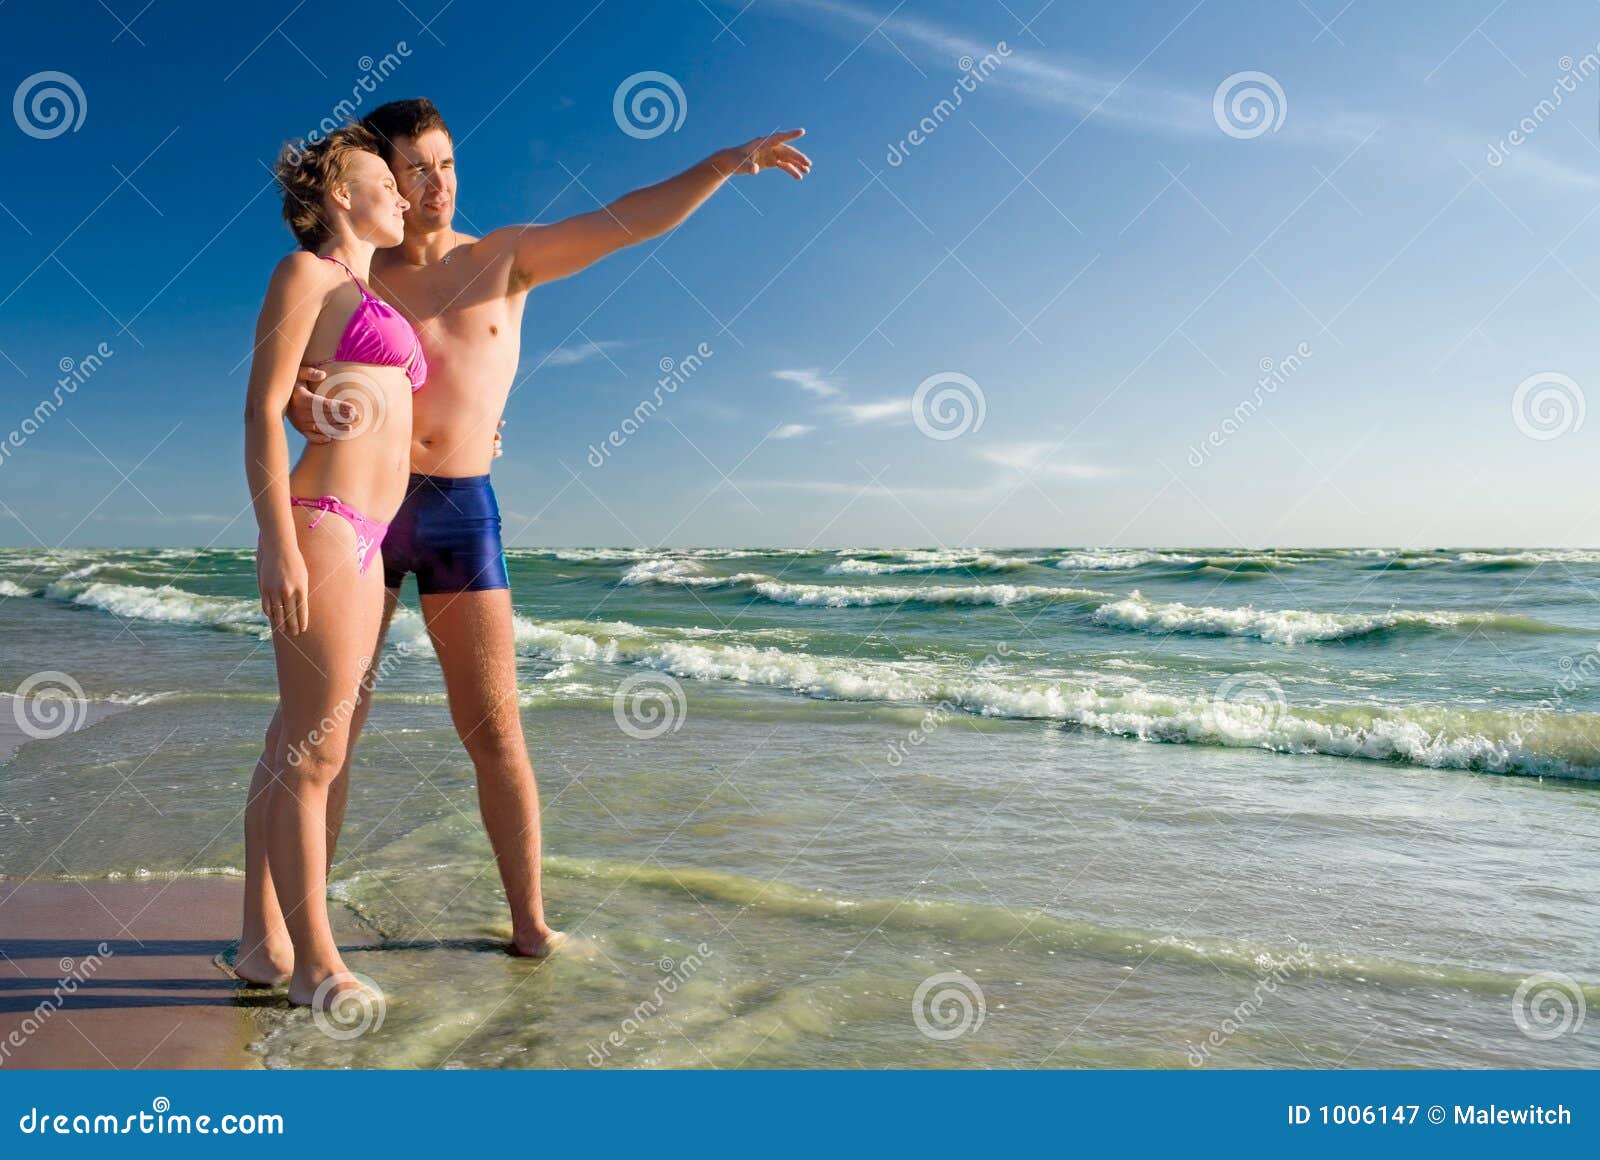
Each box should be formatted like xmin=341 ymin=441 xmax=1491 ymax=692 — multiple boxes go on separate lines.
xmin=244 ymin=252 xmax=326 ymax=636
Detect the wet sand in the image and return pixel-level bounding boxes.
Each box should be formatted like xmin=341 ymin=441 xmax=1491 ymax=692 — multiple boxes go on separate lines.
xmin=0 ymin=878 xmax=370 ymax=1069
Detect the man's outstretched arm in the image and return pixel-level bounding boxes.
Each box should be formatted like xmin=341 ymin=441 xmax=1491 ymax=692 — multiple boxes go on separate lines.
xmin=502 ymin=129 xmax=811 ymax=292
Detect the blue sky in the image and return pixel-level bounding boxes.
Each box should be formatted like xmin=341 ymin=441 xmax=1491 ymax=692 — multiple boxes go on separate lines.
xmin=4 ymin=0 xmax=1600 ymax=547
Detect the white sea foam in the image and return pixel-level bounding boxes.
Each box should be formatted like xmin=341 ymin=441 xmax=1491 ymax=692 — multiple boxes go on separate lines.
xmin=1091 ymin=592 xmax=1553 ymax=644
xmin=826 ymin=551 xmax=1039 ymax=575
xmin=0 ymin=580 xmax=36 ymax=597
xmin=493 ymin=620 xmax=1594 ymax=778
xmin=47 ymin=580 xmax=268 ymax=634
xmin=1054 ymin=550 xmax=1191 ymax=570
xmin=1456 ymin=550 xmax=1600 ymax=566
xmin=752 ymin=579 xmax=1107 ymax=608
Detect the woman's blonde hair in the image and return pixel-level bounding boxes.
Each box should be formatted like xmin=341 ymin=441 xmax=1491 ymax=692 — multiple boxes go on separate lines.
xmin=273 ymin=124 xmax=383 ymax=250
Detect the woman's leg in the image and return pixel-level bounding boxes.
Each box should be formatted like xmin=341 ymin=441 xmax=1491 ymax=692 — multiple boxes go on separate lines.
xmin=237 ymin=590 xmax=395 ymax=984
xmin=237 ymin=707 xmax=293 ymax=984
xmin=264 ymin=510 xmax=385 ymax=1008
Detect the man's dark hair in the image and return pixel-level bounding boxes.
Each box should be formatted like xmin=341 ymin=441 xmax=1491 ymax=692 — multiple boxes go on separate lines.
xmin=361 ymin=98 xmax=452 ymax=162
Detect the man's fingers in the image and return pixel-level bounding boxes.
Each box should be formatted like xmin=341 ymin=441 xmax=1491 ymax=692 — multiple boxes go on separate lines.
xmin=776 ymin=128 xmax=805 ymax=142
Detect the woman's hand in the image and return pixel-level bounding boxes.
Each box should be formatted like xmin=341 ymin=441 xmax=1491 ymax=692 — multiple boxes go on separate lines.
xmin=493 ymin=419 xmax=505 ymax=459
xmin=257 ymin=540 xmax=311 ymax=636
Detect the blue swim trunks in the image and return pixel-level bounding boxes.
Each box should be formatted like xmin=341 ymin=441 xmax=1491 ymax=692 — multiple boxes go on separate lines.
xmin=382 ymin=473 xmax=510 ymax=595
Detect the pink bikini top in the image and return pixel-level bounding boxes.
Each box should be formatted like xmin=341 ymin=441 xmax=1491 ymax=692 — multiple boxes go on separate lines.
xmin=312 ymin=254 xmax=427 ymax=391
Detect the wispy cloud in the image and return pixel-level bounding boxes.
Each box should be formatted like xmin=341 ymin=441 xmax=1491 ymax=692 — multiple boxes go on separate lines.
xmin=758 ymin=0 xmax=1373 ymax=145
xmin=769 ymin=422 xmax=816 ymax=439
xmin=543 ymin=339 xmax=625 ymax=367
xmin=977 ymin=442 xmax=1122 ymax=479
xmin=773 ymin=368 xmax=842 ymax=397
xmin=837 ymin=399 xmax=908 ymax=425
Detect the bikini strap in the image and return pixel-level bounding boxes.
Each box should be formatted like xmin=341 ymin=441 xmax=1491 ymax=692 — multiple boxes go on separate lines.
xmin=317 ymin=253 xmax=371 ymax=298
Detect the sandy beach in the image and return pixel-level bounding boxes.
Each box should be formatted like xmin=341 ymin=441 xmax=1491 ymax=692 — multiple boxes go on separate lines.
xmin=0 ymin=878 xmax=372 ymax=1069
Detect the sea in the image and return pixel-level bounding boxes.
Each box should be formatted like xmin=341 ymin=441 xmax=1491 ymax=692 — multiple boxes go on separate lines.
xmin=2 ymin=545 xmax=1597 ymax=1068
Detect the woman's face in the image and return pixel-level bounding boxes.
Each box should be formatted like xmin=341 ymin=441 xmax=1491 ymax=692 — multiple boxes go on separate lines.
xmin=332 ymin=150 xmax=409 ymax=248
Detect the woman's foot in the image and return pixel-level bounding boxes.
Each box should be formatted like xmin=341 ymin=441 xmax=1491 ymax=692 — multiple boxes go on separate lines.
xmin=287 ymin=962 xmax=365 ymax=1008
xmin=231 ymin=936 xmax=294 ymax=986
xmin=510 ymin=927 xmax=567 ymax=959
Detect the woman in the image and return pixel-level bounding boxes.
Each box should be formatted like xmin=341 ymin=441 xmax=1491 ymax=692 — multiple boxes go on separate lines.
xmin=239 ymin=124 xmax=426 ymax=1008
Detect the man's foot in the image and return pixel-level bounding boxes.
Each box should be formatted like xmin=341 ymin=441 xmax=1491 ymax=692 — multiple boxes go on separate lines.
xmin=510 ymin=928 xmax=567 ymax=959
xmin=229 ymin=938 xmax=293 ymax=986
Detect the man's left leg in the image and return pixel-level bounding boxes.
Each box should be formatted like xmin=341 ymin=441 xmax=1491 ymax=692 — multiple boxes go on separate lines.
xmin=420 ymin=587 xmax=558 ymax=955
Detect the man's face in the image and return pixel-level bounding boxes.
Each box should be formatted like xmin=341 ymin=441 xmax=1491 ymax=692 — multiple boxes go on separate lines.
xmin=388 ymin=128 xmax=456 ymax=231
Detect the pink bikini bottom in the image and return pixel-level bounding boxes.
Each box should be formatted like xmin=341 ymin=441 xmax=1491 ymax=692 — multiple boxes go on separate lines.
xmin=290 ymin=495 xmax=389 ymax=574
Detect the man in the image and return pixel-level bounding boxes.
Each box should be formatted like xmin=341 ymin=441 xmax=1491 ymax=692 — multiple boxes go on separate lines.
xmin=282 ymin=99 xmax=810 ymax=959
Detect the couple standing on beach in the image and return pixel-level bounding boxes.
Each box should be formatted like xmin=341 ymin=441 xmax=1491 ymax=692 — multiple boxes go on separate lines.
xmin=241 ymin=97 xmax=812 ymax=1010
